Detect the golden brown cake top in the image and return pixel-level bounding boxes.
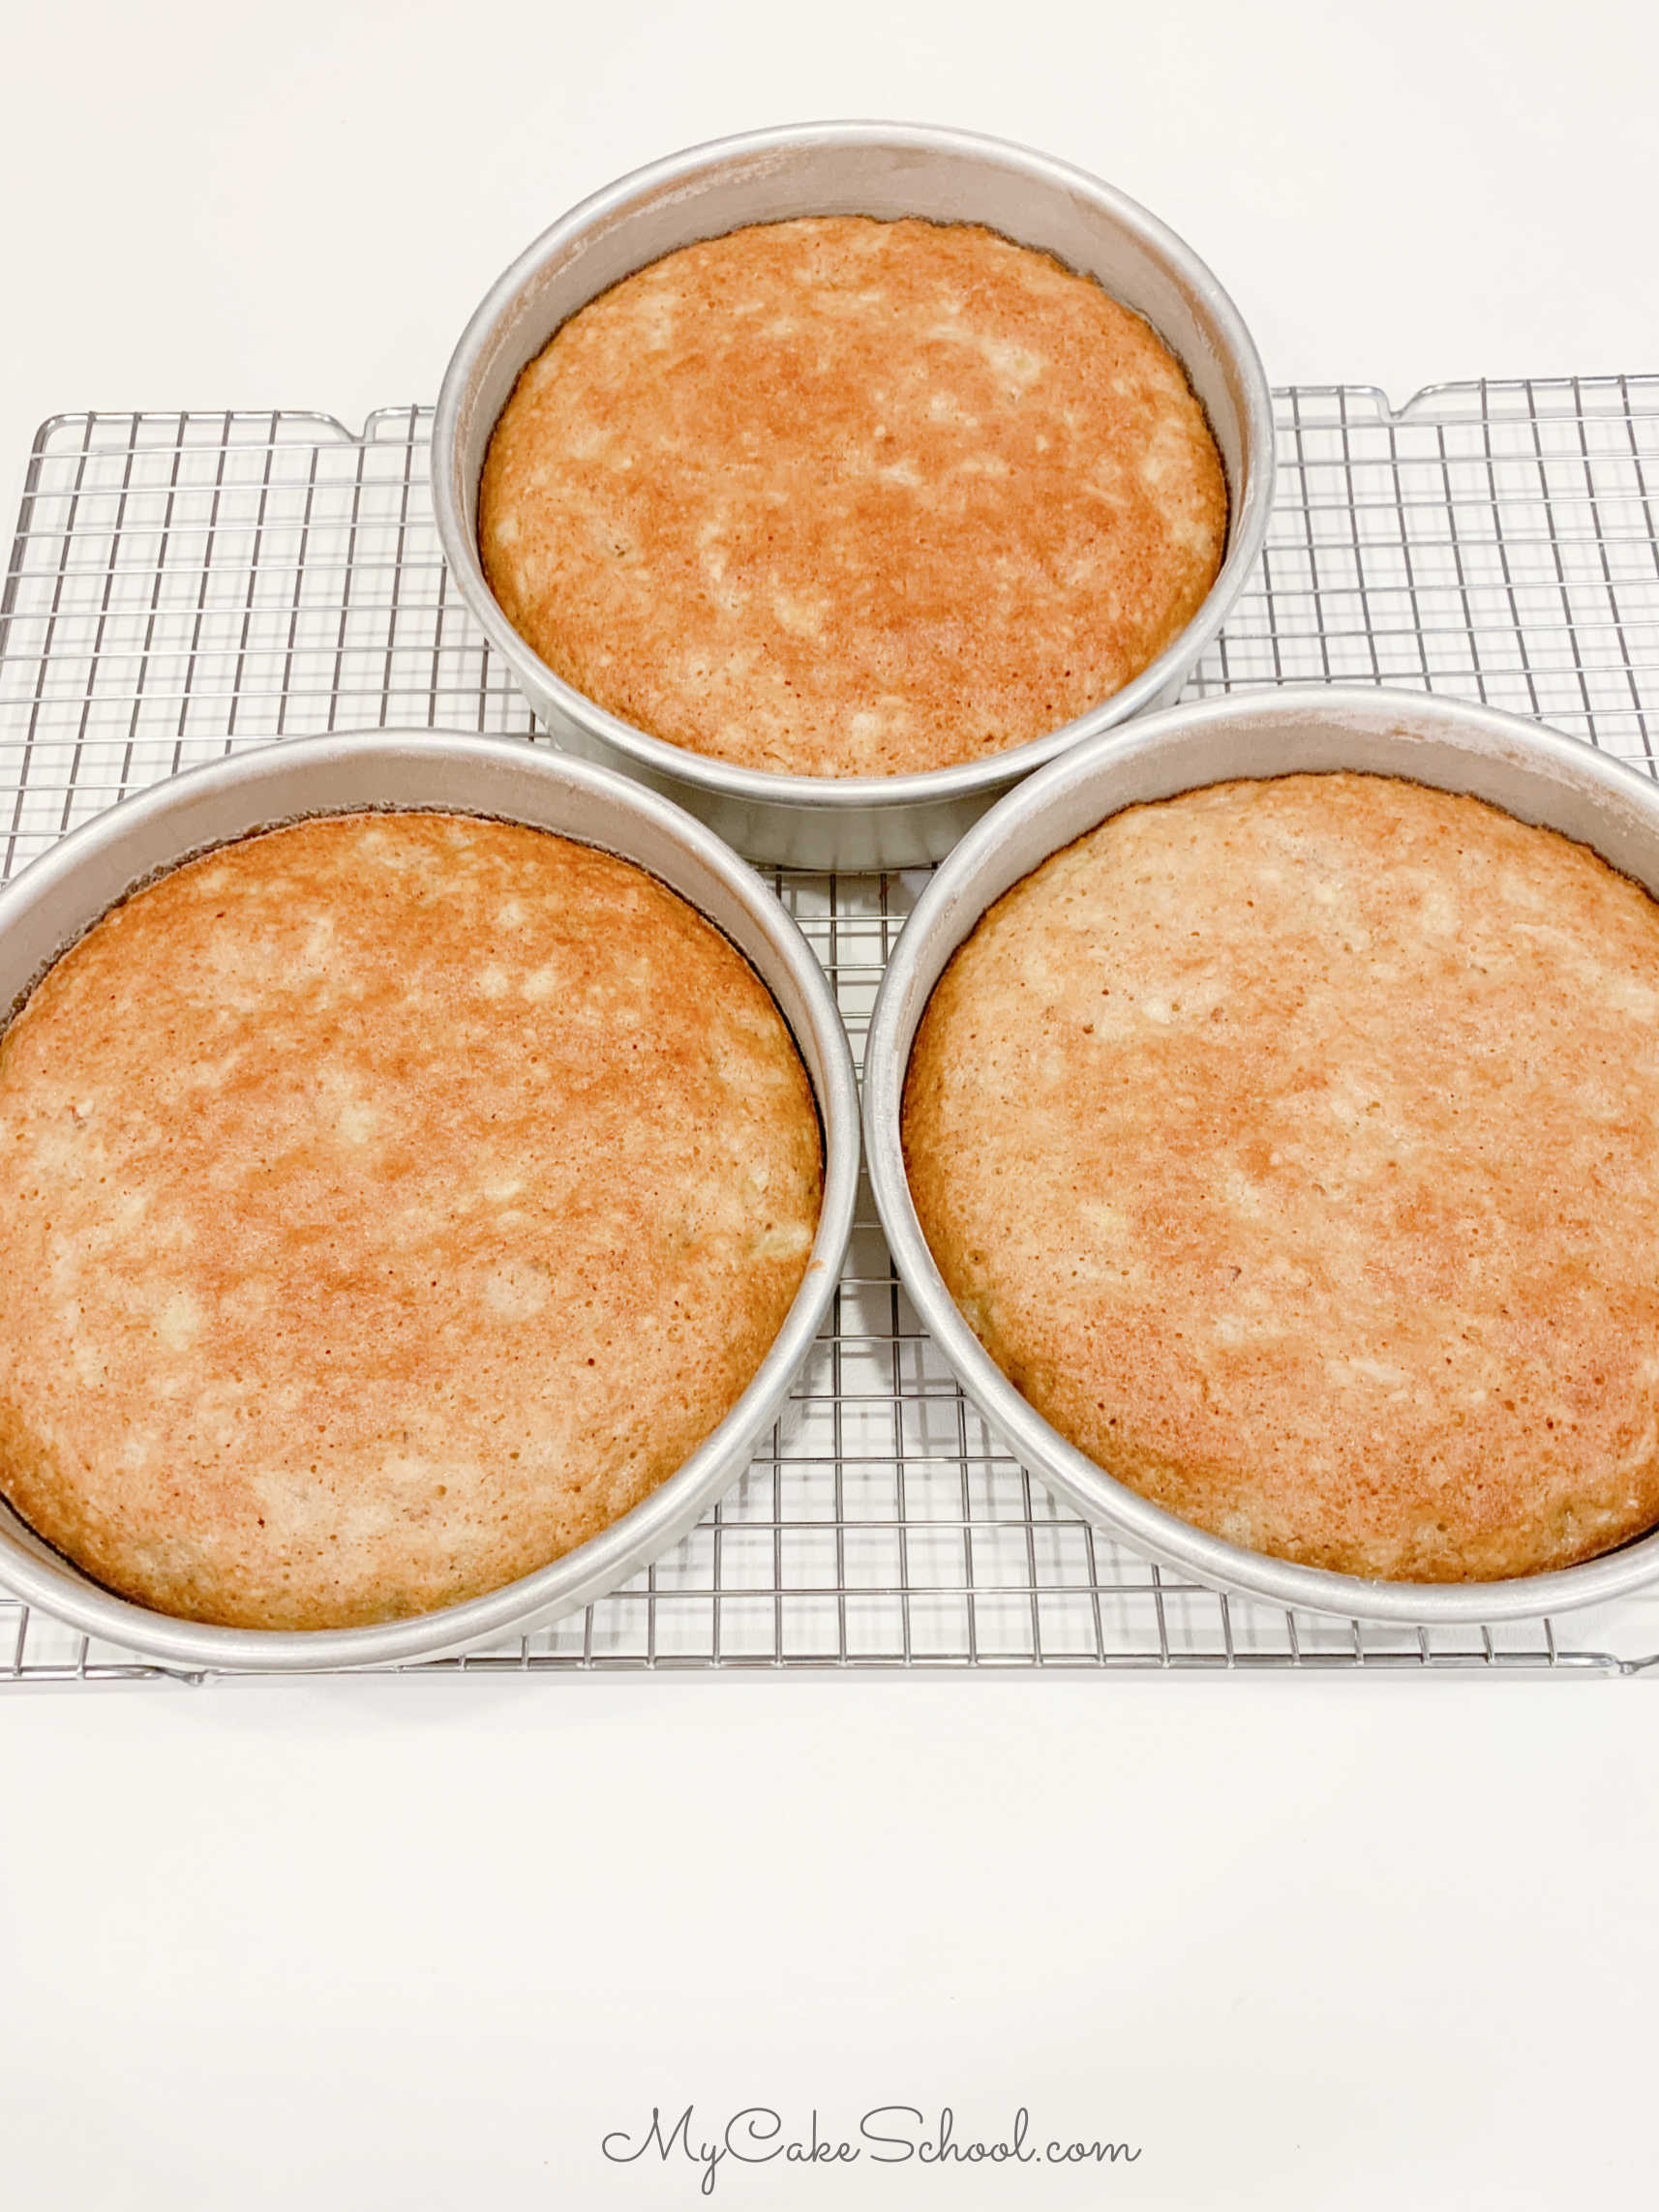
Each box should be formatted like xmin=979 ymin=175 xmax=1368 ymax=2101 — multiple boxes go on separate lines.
xmin=903 ymin=772 xmax=1659 ymax=1583
xmin=0 ymin=811 xmax=822 ymax=1629
xmin=479 ymin=216 xmax=1227 ymax=779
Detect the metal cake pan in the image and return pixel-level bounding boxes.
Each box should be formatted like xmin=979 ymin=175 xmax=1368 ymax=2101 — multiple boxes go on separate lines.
xmin=432 ymin=119 xmax=1275 ymax=870
xmin=863 ymin=685 xmax=1659 ymax=1627
xmin=0 ymin=732 xmax=860 ymax=1671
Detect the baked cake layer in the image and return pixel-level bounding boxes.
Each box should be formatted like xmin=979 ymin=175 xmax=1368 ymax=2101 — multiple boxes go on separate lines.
xmin=904 ymin=772 xmax=1659 ymax=1583
xmin=0 ymin=812 xmax=822 ymax=1629
xmin=480 ymin=216 xmax=1226 ymax=778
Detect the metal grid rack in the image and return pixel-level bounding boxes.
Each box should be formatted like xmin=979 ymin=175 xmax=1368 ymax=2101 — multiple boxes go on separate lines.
xmin=4 ymin=375 xmax=1659 ymax=1681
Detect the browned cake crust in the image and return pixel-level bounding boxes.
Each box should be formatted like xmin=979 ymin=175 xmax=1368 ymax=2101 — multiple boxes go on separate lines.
xmin=479 ymin=216 xmax=1226 ymax=778
xmin=0 ymin=813 xmax=822 ymax=1629
xmin=903 ymin=772 xmax=1659 ymax=1583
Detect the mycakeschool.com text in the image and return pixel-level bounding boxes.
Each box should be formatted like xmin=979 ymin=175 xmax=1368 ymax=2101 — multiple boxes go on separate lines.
xmin=600 ymin=2107 xmax=1143 ymax=2194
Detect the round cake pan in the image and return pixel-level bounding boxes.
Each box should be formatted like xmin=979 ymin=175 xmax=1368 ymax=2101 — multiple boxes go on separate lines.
xmin=864 ymin=684 xmax=1659 ymax=1627
xmin=432 ymin=119 xmax=1275 ymax=871
xmin=0 ymin=732 xmax=860 ymax=1672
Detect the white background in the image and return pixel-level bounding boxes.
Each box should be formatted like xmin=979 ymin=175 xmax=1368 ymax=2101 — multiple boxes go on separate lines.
xmin=3 ymin=3 xmax=1658 ymax=2206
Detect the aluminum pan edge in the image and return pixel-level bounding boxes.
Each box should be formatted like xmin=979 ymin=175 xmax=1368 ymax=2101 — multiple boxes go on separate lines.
xmin=0 ymin=731 xmax=860 ymax=1670
xmin=432 ymin=120 xmax=1275 ymax=868
xmin=864 ymin=685 xmax=1659 ymax=1627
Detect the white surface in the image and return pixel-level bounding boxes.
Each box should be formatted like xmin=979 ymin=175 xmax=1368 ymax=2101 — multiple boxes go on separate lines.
xmin=5 ymin=1681 xmax=1659 ymax=2209
xmin=3 ymin=3 xmax=1659 ymax=2206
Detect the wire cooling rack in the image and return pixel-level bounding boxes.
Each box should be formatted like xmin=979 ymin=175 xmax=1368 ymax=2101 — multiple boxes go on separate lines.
xmin=4 ymin=376 xmax=1659 ymax=1682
